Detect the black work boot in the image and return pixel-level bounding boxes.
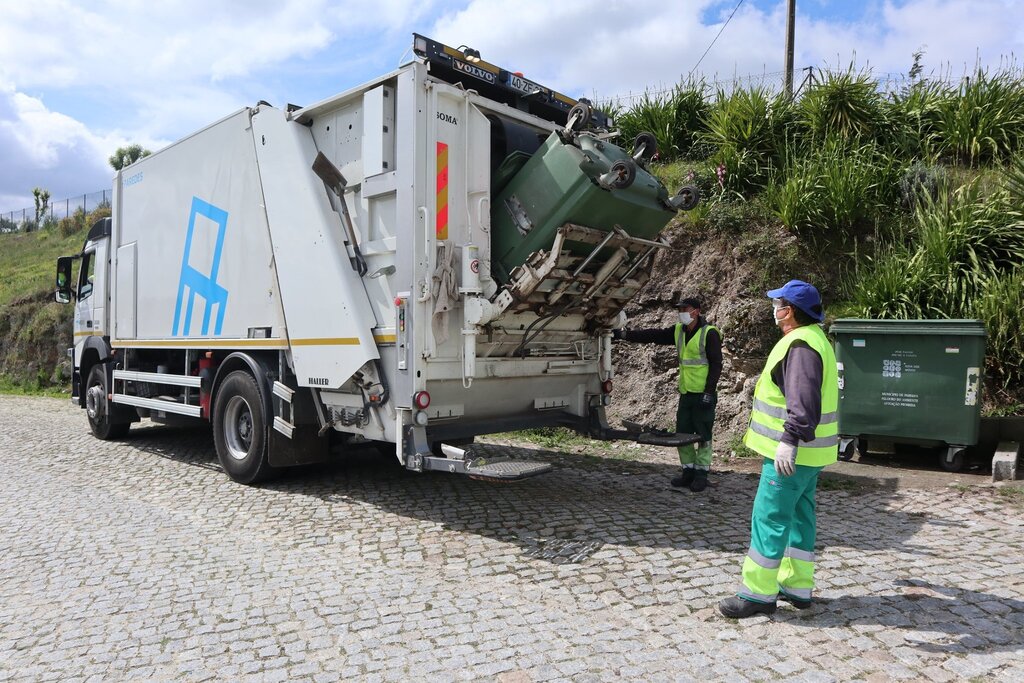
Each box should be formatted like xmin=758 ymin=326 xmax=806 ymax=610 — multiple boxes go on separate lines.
xmin=689 ymin=469 xmax=709 ymax=492
xmin=670 ymin=468 xmax=695 ymax=488
xmin=779 ymin=590 xmax=813 ymax=610
xmin=718 ymin=596 xmax=777 ymax=618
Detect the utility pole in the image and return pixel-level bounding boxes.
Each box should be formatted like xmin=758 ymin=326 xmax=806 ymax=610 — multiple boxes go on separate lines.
xmin=784 ymin=0 xmax=796 ymax=98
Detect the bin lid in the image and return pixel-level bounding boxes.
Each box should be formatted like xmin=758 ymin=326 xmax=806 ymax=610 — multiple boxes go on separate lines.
xmin=829 ymin=318 xmax=986 ymax=337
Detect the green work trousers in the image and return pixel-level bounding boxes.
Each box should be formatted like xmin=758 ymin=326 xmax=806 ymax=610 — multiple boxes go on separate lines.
xmin=738 ymin=457 xmax=823 ymax=604
xmin=676 ymin=391 xmax=715 ymax=470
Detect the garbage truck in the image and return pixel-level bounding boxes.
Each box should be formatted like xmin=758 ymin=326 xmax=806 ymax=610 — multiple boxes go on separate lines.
xmin=55 ymin=34 xmax=701 ymax=484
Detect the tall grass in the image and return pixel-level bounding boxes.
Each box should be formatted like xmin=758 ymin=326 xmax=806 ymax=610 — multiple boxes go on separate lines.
xmin=701 ymin=85 xmax=793 ymax=194
xmin=612 ymin=82 xmax=710 ymax=162
xmin=798 ymin=67 xmax=887 ymax=143
xmin=762 ymin=138 xmax=899 ymax=236
xmin=930 ymin=68 xmax=1024 ymax=165
xmin=849 ymin=176 xmax=1024 ymax=384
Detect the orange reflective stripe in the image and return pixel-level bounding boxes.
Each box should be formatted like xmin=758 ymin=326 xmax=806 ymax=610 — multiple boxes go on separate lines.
xmin=436 ymin=141 xmax=449 ymax=240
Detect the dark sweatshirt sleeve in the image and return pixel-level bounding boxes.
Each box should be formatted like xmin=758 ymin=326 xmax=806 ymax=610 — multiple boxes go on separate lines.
xmin=769 ymin=341 xmax=823 ymax=446
xmin=704 ymin=328 xmax=722 ymax=393
xmin=618 ymin=326 xmax=676 ymax=345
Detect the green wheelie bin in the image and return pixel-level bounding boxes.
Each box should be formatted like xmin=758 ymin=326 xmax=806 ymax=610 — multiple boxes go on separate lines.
xmin=830 ymin=319 xmax=986 ymax=472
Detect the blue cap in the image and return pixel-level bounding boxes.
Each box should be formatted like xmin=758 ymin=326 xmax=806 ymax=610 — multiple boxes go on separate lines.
xmin=766 ymin=280 xmax=824 ymax=322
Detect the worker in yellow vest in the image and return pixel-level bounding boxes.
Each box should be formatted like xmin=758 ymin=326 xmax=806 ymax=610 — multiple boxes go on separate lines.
xmin=613 ymin=296 xmax=722 ymax=492
xmin=719 ymin=280 xmax=838 ymax=618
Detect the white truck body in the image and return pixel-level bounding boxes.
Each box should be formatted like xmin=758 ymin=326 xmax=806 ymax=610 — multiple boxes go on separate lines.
xmin=59 ymin=36 xmax=697 ymax=482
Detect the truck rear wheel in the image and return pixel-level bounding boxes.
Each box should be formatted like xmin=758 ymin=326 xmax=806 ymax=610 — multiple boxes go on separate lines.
xmin=213 ymin=370 xmax=277 ymax=484
xmin=85 ymin=365 xmax=130 ymax=440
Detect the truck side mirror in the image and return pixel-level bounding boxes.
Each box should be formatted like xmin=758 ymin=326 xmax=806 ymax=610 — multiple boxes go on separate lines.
xmin=55 ymin=256 xmax=74 ymax=304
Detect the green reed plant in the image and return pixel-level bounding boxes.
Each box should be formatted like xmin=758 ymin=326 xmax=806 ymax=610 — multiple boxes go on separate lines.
xmin=701 ymin=85 xmax=793 ymax=193
xmin=613 ymin=82 xmax=710 ymax=162
xmin=762 ymin=139 xmax=898 ymax=236
xmin=930 ymin=67 xmax=1024 ymax=165
xmin=798 ymin=66 xmax=887 ymax=143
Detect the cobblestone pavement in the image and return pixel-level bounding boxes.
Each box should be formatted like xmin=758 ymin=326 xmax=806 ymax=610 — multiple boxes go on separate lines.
xmin=2 ymin=395 xmax=1023 ymax=682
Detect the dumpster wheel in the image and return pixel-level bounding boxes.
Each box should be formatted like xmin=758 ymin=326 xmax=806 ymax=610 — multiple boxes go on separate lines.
xmin=940 ymin=447 xmax=965 ymax=473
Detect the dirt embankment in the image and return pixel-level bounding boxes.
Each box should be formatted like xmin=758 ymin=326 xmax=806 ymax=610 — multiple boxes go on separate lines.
xmin=0 ymin=289 xmax=73 ymax=389
xmin=606 ymin=218 xmax=807 ymax=449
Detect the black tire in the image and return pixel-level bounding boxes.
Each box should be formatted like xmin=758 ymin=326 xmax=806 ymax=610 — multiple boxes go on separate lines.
xmin=632 ymin=132 xmax=658 ymax=162
xmin=608 ymin=159 xmax=637 ymax=189
xmin=212 ymin=370 xmax=277 ymax=484
xmin=566 ymin=102 xmax=592 ymax=132
xmin=940 ymin=449 xmax=965 ymax=473
xmin=838 ymin=439 xmax=855 ymax=462
xmin=85 ymin=365 xmax=130 ymax=440
xmin=856 ymin=437 xmax=870 ymax=458
xmin=673 ymin=185 xmax=701 ymax=211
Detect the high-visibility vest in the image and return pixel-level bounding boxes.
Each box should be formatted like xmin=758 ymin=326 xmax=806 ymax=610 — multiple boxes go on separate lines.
xmin=743 ymin=324 xmax=839 ymax=466
xmin=674 ymin=322 xmax=718 ymax=394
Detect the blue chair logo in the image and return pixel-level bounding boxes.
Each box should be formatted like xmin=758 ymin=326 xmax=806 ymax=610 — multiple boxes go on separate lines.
xmin=172 ymin=197 xmax=229 ymax=336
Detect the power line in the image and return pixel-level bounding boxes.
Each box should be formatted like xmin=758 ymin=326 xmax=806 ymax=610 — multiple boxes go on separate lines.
xmin=689 ymin=0 xmax=746 ymax=78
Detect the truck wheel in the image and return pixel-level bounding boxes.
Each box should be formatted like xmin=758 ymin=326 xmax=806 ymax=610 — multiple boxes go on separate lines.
xmin=213 ymin=370 xmax=277 ymax=484
xmin=85 ymin=365 xmax=130 ymax=440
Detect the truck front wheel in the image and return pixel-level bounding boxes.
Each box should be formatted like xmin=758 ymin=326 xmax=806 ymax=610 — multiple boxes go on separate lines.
xmin=213 ymin=370 xmax=277 ymax=484
xmin=85 ymin=365 xmax=130 ymax=440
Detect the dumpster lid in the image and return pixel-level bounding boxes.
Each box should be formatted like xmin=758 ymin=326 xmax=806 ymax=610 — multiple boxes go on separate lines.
xmin=829 ymin=318 xmax=986 ymax=337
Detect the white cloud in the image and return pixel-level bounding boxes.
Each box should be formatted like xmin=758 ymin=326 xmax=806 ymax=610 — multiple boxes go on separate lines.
xmin=2 ymin=0 xmax=1024 ymax=215
xmin=430 ymin=0 xmax=1024 ymax=101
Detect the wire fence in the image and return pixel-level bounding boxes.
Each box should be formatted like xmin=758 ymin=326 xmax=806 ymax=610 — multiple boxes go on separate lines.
xmin=0 ymin=66 xmax=999 ymax=233
xmin=1 ymin=189 xmax=112 ymax=233
xmin=596 ymin=67 xmax=961 ymax=107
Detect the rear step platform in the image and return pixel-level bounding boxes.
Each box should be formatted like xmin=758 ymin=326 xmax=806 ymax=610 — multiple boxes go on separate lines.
xmin=466 ymin=459 xmax=553 ymax=481
xmin=412 ymin=444 xmax=552 ymax=481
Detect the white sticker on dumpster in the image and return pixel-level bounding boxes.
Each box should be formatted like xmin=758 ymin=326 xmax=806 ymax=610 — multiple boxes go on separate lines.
xmin=965 ymin=366 xmax=980 ymax=406
xmin=852 ymin=339 xmax=866 ymax=347
xmin=945 ymin=347 xmax=960 ymax=354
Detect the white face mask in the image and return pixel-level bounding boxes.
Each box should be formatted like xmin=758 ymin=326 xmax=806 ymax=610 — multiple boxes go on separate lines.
xmin=772 ymin=305 xmax=787 ymax=326
xmin=678 ymin=311 xmax=693 ymax=325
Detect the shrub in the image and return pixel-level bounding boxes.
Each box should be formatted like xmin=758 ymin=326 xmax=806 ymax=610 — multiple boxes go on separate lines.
xmin=701 ymin=85 xmax=793 ymax=194
xmin=929 ymin=67 xmax=1024 ymax=165
xmin=798 ymin=66 xmax=887 ymax=143
xmin=614 ymin=81 xmax=710 ymax=162
xmin=898 ymin=161 xmax=948 ymax=210
xmin=762 ymin=139 xmax=899 ymax=237
xmin=58 ymin=207 xmax=90 ymax=238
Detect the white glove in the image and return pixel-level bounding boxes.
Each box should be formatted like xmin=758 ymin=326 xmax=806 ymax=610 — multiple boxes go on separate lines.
xmin=774 ymin=441 xmax=797 ymax=477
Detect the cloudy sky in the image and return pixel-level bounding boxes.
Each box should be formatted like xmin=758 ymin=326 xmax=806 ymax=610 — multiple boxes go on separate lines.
xmin=2 ymin=0 xmax=1022 ymax=214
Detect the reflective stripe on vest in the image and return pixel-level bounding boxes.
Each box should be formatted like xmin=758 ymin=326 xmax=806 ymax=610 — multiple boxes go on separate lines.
xmin=675 ymin=322 xmax=718 ymax=394
xmin=743 ymin=324 xmax=839 ymax=467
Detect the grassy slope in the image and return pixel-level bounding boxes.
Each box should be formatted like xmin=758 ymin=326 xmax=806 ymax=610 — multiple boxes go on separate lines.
xmin=0 ymin=225 xmax=91 ymax=393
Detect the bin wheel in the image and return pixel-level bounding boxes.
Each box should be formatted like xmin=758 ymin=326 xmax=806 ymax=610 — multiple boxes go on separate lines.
xmin=608 ymin=159 xmax=637 ymax=189
xmin=940 ymin=448 xmax=965 ymax=473
xmin=565 ymin=103 xmax=592 ymax=133
xmin=632 ymin=132 xmax=658 ymax=162
xmin=838 ymin=440 xmax=855 ymax=462
xmin=857 ymin=438 xmax=870 ymax=458
xmin=671 ymin=185 xmax=701 ymax=211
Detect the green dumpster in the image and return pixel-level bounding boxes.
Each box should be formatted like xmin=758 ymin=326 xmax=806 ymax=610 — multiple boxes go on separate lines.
xmin=490 ymin=131 xmax=675 ymax=284
xmin=829 ymin=319 xmax=986 ymax=471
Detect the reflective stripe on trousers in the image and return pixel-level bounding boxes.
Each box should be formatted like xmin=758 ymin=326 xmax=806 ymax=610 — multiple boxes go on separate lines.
xmin=738 ymin=458 xmax=822 ymax=603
